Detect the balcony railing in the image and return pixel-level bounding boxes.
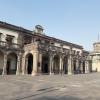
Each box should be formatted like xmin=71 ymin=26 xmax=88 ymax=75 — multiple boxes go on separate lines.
xmin=0 ymin=41 xmax=21 ymax=49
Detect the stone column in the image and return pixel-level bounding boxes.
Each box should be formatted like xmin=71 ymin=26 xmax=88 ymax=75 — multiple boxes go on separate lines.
xmin=32 ymin=52 xmax=38 ymax=75
xmin=52 ymin=55 xmax=54 ymax=74
xmin=16 ymin=54 xmax=21 ymax=75
xmin=61 ymin=58 xmax=64 ymax=74
xmin=22 ymin=56 xmax=26 ymax=75
xmin=49 ymin=53 xmax=54 ymax=75
xmin=2 ymin=53 xmax=7 ymax=75
xmin=76 ymin=59 xmax=79 ymax=74
xmin=80 ymin=61 xmax=83 ymax=73
xmin=85 ymin=60 xmax=89 ymax=73
xmin=68 ymin=52 xmax=73 ymax=75
xmin=49 ymin=55 xmax=52 ymax=75
xmin=59 ymin=55 xmax=62 ymax=74
xmin=25 ymin=58 xmax=28 ymax=74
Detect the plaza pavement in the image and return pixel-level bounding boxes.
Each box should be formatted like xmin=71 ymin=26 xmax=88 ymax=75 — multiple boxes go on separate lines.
xmin=0 ymin=73 xmax=100 ymax=100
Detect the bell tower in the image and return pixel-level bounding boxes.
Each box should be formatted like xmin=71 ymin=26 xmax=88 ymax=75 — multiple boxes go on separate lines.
xmin=93 ymin=33 xmax=100 ymax=52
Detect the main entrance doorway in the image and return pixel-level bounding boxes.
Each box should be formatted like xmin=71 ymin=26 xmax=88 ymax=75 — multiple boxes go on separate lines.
xmin=26 ymin=53 xmax=33 ymax=74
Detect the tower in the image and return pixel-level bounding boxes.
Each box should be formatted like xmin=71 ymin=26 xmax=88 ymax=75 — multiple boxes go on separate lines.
xmin=90 ymin=33 xmax=100 ymax=72
xmin=35 ymin=25 xmax=44 ymax=34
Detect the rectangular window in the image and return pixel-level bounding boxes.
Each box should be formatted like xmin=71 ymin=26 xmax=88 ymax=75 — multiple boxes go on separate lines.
xmin=0 ymin=33 xmax=2 ymax=41
xmin=6 ymin=35 xmax=14 ymax=46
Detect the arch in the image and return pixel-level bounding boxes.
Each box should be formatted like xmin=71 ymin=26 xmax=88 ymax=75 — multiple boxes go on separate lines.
xmin=7 ymin=52 xmax=17 ymax=75
xmin=25 ymin=53 xmax=33 ymax=74
xmin=42 ymin=54 xmax=49 ymax=74
xmin=83 ymin=61 xmax=85 ymax=73
xmin=73 ymin=60 xmax=76 ymax=74
xmin=0 ymin=50 xmax=4 ymax=74
xmin=63 ymin=56 xmax=68 ymax=74
xmin=53 ymin=55 xmax=60 ymax=74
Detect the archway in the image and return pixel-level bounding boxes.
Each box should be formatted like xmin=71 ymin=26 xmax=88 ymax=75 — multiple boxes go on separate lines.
xmin=63 ymin=56 xmax=68 ymax=74
xmin=73 ymin=60 xmax=76 ymax=74
xmin=26 ymin=53 xmax=33 ymax=74
xmin=7 ymin=53 xmax=17 ymax=75
xmin=42 ymin=54 xmax=49 ymax=74
xmin=53 ymin=55 xmax=60 ymax=74
xmin=83 ymin=61 xmax=85 ymax=73
xmin=0 ymin=51 xmax=4 ymax=74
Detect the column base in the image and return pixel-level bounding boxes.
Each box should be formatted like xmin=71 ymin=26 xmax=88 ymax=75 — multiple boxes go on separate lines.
xmin=31 ymin=73 xmax=38 ymax=76
xmin=85 ymin=71 xmax=89 ymax=74
xmin=22 ymin=71 xmax=25 ymax=75
xmin=68 ymin=72 xmax=73 ymax=75
xmin=2 ymin=73 xmax=6 ymax=75
xmin=32 ymin=70 xmax=38 ymax=76
xmin=2 ymin=71 xmax=7 ymax=75
xmin=16 ymin=71 xmax=20 ymax=75
xmin=49 ymin=72 xmax=54 ymax=75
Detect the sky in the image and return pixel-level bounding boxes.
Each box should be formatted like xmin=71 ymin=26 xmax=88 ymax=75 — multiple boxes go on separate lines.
xmin=0 ymin=0 xmax=100 ymax=51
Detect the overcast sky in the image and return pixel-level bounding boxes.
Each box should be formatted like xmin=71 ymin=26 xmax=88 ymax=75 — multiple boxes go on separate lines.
xmin=0 ymin=0 xmax=100 ymax=51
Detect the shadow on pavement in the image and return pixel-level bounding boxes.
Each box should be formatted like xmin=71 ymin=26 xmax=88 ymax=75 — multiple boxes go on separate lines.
xmin=33 ymin=96 xmax=82 ymax=100
xmin=16 ymin=96 xmax=82 ymax=100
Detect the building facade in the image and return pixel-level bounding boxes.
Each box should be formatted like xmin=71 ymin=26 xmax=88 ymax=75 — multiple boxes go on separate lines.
xmin=0 ymin=21 xmax=90 ymax=75
xmin=90 ymin=42 xmax=100 ymax=72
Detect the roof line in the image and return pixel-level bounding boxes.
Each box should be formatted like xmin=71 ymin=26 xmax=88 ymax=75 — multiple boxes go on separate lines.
xmin=0 ymin=21 xmax=83 ymax=49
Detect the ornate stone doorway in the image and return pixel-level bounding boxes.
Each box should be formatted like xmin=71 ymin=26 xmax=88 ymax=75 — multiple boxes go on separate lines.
xmin=42 ymin=55 xmax=49 ymax=74
xmin=7 ymin=53 xmax=17 ymax=75
xmin=26 ymin=53 xmax=33 ymax=74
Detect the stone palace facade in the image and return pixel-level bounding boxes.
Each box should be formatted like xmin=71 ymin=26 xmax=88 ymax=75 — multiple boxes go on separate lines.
xmin=0 ymin=21 xmax=90 ymax=75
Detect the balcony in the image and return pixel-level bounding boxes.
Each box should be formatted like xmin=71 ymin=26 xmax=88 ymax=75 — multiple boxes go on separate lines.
xmin=0 ymin=41 xmax=21 ymax=50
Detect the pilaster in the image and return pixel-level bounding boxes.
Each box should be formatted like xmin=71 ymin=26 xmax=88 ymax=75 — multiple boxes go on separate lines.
xmin=85 ymin=60 xmax=89 ymax=73
xmin=76 ymin=59 xmax=79 ymax=73
xmin=16 ymin=53 xmax=21 ymax=75
xmin=49 ymin=53 xmax=54 ymax=75
xmin=32 ymin=52 xmax=38 ymax=75
xmin=80 ymin=61 xmax=83 ymax=73
xmin=2 ymin=53 xmax=7 ymax=75
xmin=22 ymin=57 xmax=26 ymax=75
xmin=68 ymin=51 xmax=73 ymax=75
xmin=59 ymin=55 xmax=63 ymax=74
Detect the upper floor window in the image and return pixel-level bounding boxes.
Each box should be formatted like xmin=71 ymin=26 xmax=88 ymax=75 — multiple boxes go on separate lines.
xmin=72 ymin=50 xmax=76 ymax=55
xmin=23 ymin=35 xmax=32 ymax=45
xmin=0 ymin=33 xmax=2 ymax=41
xmin=6 ymin=35 xmax=14 ymax=46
